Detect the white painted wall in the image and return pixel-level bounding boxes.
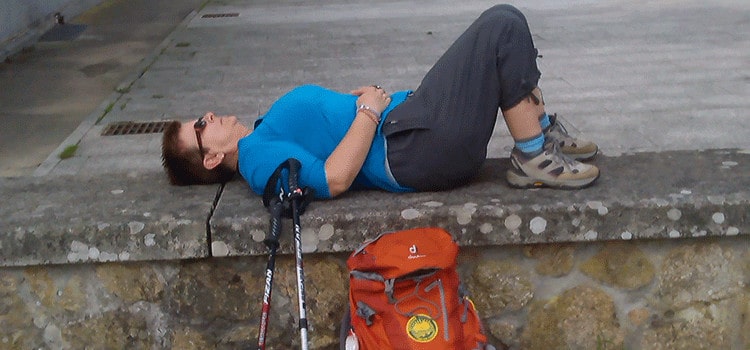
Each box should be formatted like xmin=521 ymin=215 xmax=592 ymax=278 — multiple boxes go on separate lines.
xmin=0 ymin=0 xmax=103 ymax=60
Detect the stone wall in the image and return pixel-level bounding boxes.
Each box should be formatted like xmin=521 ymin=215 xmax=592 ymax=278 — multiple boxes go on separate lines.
xmin=2 ymin=235 xmax=748 ymax=349
xmin=2 ymin=152 xmax=746 ymax=348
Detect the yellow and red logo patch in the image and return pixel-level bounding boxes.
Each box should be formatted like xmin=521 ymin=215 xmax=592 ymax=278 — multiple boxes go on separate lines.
xmin=406 ymin=314 xmax=438 ymax=343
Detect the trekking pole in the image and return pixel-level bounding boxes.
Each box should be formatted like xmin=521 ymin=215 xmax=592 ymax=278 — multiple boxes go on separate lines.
xmin=257 ymin=196 xmax=283 ymax=350
xmin=257 ymin=161 xmax=291 ymax=350
xmin=287 ymin=158 xmax=310 ymax=350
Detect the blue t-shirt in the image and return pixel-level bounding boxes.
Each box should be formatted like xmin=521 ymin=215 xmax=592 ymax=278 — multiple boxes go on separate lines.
xmin=238 ymin=85 xmax=415 ymax=199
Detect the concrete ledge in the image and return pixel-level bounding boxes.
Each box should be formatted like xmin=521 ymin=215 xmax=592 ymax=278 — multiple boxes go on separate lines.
xmin=0 ymin=171 xmax=218 ymax=267
xmin=211 ymin=149 xmax=749 ymax=256
xmin=2 ymin=149 xmax=747 ymax=267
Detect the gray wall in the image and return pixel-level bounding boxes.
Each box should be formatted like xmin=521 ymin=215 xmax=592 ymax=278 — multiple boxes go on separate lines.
xmin=0 ymin=0 xmax=102 ymax=60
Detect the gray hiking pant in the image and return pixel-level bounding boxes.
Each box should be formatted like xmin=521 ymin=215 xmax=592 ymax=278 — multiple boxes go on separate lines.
xmin=384 ymin=4 xmax=541 ymax=191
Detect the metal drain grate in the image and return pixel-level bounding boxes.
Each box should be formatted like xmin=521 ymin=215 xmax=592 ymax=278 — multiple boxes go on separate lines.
xmin=201 ymin=13 xmax=240 ymax=18
xmin=101 ymin=121 xmax=169 ymax=136
xmin=39 ymin=23 xmax=88 ymax=42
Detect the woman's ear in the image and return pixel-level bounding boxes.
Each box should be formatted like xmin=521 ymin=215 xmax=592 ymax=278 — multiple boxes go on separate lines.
xmin=203 ymin=152 xmax=225 ymax=170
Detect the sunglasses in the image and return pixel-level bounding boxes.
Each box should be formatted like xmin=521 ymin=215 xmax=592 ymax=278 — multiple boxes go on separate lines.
xmin=194 ymin=116 xmax=207 ymax=156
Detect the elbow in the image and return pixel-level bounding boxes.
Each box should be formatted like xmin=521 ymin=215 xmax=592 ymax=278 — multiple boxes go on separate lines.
xmin=326 ymin=179 xmax=349 ymax=198
xmin=326 ymin=173 xmax=353 ymax=198
xmin=325 ymin=160 xmax=359 ymax=198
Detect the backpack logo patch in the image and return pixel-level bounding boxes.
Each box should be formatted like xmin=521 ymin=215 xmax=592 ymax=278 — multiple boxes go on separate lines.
xmin=406 ymin=314 xmax=438 ymax=343
xmin=408 ymin=244 xmax=426 ymax=259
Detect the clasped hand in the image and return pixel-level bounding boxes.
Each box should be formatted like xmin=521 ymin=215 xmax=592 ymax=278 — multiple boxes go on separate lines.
xmin=350 ymin=85 xmax=391 ymax=114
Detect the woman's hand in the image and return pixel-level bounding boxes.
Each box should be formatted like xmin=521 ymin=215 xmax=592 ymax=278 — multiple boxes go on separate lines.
xmin=323 ymin=85 xmax=391 ymax=197
xmin=350 ymin=85 xmax=391 ymax=114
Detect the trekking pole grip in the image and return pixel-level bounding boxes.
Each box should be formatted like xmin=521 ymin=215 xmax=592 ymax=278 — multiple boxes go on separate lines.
xmin=262 ymin=160 xmax=290 ymax=209
xmin=264 ymin=199 xmax=283 ymax=249
xmin=286 ymin=158 xmax=302 ymax=194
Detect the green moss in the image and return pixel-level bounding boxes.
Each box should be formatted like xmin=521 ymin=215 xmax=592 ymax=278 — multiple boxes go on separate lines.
xmin=96 ymin=101 xmax=116 ymax=123
xmin=198 ymin=0 xmax=211 ymax=11
xmin=59 ymin=145 xmax=78 ymax=159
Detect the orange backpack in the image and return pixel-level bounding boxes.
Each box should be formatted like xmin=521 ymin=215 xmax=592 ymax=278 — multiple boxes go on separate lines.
xmin=343 ymin=227 xmax=493 ymax=350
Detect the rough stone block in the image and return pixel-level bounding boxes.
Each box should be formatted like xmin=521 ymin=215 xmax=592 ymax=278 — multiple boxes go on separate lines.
xmin=0 ymin=172 xmax=218 ymax=266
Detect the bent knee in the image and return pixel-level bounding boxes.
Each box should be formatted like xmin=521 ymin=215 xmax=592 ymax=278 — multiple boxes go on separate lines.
xmin=480 ymin=4 xmax=527 ymax=25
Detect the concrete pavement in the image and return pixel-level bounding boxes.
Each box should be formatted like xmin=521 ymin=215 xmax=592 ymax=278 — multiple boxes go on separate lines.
xmin=0 ymin=0 xmax=205 ymax=177
xmin=1 ymin=0 xmax=745 ymax=179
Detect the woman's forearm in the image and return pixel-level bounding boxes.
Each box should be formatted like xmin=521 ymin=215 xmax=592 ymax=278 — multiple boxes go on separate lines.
xmin=324 ymin=111 xmax=378 ymax=197
xmin=324 ymin=85 xmax=390 ymax=197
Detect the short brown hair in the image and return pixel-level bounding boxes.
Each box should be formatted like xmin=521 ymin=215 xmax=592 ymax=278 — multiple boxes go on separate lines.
xmin=161 ymin=120 xmax=236 ymax=185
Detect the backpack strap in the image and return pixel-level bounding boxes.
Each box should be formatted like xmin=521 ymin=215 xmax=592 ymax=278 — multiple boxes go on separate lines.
xmin=355 ymin=301 xmax=377 ymax=326
xmin=383 ymin=279 xmax=397 ymax=304
xmin=459 ymin=283 xmax=470 ymax=323
xmin=350 ymin=229 xmax=391 ymax=256
xmin=424 ymin=279 xmax=450 ymax=341
xmin=350 ymin=270 xmax=384 ymax=282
